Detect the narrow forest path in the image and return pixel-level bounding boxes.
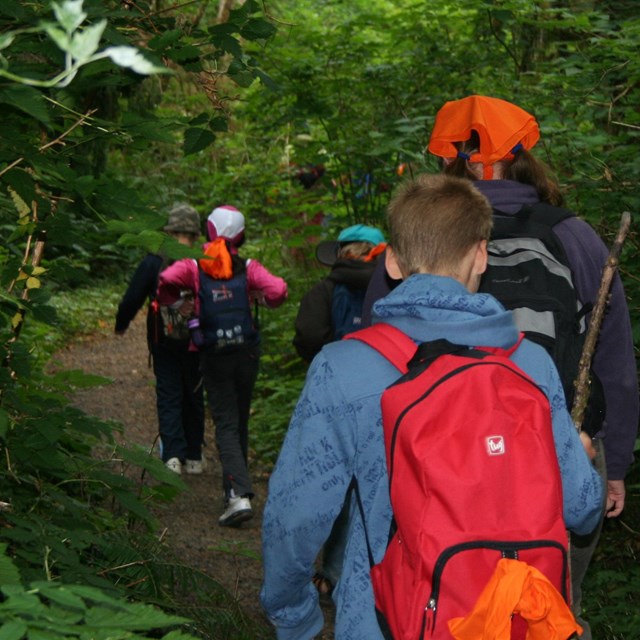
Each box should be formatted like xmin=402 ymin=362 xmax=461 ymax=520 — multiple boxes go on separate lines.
xmin=49 ymin=312 xmax=336 ymax=639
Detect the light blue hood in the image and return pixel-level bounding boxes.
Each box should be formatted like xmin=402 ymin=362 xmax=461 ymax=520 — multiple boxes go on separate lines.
xmin=372 ymin=273 xmax=519 ymax=349
xmin=261 ymin=272 xmax=603 ymax=640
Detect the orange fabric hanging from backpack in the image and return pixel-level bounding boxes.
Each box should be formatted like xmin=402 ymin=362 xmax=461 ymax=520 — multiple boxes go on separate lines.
xmin=448 ymin=558 xmax=582 ymax=640
xmin=199 ymin=238 xmax=233 ymax=280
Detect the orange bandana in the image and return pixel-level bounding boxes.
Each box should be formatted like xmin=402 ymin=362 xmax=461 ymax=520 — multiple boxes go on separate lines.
xmin=363 ymin=242 xmax=387 ymax=262
xmin=428 ymin=95 xmax=540 ymax=179
xmin=199 ymin=238 xmax=233 ymax=280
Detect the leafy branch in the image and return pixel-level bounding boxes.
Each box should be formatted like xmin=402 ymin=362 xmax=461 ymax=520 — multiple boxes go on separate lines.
xmin=0 ymin=0 xmax=170 ymax=88
xmin=0 ymin=108 xmax=97 ymax=180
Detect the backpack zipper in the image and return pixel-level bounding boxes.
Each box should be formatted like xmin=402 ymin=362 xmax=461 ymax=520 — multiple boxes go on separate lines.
xmin=421 ymin=539 xmax=568 ymax=637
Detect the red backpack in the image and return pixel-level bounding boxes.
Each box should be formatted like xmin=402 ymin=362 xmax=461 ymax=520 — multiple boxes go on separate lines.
xmin=348 ymin=323 xmax=573 ymax=640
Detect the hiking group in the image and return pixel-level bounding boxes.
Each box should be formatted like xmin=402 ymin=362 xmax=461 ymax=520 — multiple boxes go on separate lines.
xmin=115 ymin=94 xmax=637 ymax=639
xmin=116 ymin=204 xmax=287 ymax=526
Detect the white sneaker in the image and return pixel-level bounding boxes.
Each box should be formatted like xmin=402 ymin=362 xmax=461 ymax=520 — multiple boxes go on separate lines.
xmin=165 ymin=457 xmax=182 ymax=474
xmin=184 ymin=458 xmax=206 ymax=475
xmin=219 ymin=495 xmax=253 ymax=527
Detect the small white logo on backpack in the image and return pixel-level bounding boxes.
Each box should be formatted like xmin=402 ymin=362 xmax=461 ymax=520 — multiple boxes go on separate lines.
xmin=486 ymin=436 xmax=505 ymax=456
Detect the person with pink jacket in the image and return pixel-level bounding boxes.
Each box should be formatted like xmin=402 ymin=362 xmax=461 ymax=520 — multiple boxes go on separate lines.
xmin=157 ymin=205 xmax=288 ymax=526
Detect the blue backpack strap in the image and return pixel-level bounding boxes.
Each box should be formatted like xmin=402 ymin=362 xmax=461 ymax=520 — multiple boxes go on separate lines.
xmin=345 ymin=323 xmax=416 ymax=374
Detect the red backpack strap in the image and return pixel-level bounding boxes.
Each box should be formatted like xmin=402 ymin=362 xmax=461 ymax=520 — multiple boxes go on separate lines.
xmin=477 ymin=332 xmax=526 ymax=359
xmin=345 ymin=323 xmax=417 ymax=374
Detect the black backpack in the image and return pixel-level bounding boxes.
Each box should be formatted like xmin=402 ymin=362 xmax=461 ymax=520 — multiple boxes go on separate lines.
xmin=197 ymin=257 xmax=258 ymax=352
xmin=149 ymin=255 xmax=191 ymax=347
xmin=479 ymin=203 xmax=605 ymax=435
xmin=331 ymin=283 xmax=366 ymax=340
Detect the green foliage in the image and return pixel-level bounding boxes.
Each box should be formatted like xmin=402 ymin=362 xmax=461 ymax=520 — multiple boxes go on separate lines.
xmin=582 ymin=446 xmax=640 ymax=638
xmin=0 ymin=0 xmax=168 ymax=88
xmin=236 ymin=236 xmax=311 ymax=464
xmin=2 ymin=0 xmax=640 ymax=637
xmin=0 ymin=367 xmax=193 ymax=623
xmin=0 ymin=1 xmax=277 ymax=637
xmin=0 ymin=0 xmax=276 ymax=281
xmin=0 ymin=547 xmax=196 ymax=639
xmin=129 ymin=560 xmax=273 ymax=640
xmin=18 ymin=282 xmax=122 ymax=361
xmin=252 ymin=360 xmax=306 ymax=465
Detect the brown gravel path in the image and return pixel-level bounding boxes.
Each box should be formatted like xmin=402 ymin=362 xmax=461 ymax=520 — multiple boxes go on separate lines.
xmin=49 ymin=312 xmax=336 ymax=639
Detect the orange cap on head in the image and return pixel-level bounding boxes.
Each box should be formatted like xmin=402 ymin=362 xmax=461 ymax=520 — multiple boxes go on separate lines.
xmin=427 ymin=95 xmax=540 ymax=179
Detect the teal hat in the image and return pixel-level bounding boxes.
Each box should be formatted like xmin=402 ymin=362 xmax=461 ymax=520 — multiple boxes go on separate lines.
xmin=338 ymin=224 xmax=385 ymax=245
xmin=316 ymin=224 xmax=386 ymax=266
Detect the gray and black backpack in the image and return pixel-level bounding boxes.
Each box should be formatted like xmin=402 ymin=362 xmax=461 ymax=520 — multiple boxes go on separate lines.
xmin=479 ymin=202 xmax=605 ymax=435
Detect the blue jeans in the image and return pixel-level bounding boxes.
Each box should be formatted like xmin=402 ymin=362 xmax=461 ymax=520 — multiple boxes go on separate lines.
xmin=152 ymin=341 xmax=205 ymax=462
xmin=200 ymin=345 xmax=260 ymax=498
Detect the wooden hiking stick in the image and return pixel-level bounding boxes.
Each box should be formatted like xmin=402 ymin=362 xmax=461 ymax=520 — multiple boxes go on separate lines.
xmin=571 ymin=211 xmax=632 ymax=432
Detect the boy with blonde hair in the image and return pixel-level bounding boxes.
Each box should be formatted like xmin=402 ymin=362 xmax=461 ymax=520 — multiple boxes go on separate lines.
xmin=261 ymin=174 xmax=602 ymax=640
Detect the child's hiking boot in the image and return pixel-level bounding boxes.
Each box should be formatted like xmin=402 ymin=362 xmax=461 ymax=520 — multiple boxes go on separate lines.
xmin=165 ymin=457 xmax=182 ymax=474
xmin=184 ymin=457 xmax=206 ymax=475
xmin=219 ymin=493 xmax=253 ymax=527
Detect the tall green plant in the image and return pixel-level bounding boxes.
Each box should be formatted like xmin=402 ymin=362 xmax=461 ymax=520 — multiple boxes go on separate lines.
xmin=0 ymin=1 xmax=276 ymax=636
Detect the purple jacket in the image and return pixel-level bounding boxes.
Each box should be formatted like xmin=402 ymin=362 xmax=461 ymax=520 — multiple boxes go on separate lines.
xmin=363 ymin=180 xmax=638 ymax=480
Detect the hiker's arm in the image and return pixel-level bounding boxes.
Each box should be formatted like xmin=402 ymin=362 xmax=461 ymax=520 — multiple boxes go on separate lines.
xmin=115 ymin=255 xmax=159 ymax=334
xmin=546 ymin=365 xmax=604 ymax=536
xmin=156 ymin=259 xmax=199 ymax=306
xmin=555 ymin=217 xmax=639 ymax=487
xmin=261 ymin=353 xmax=356 ymax=639
xmin=606 ymin=479 xmax=625 ymax=518
xmin=247 ymin=259 xmax=288 ymax=308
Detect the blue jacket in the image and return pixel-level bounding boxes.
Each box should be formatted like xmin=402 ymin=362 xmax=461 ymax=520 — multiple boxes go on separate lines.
xmin=362 ymin=180 xmax=638 ymax=480
xmin=261 ymin=274 xmax=603 ymax=640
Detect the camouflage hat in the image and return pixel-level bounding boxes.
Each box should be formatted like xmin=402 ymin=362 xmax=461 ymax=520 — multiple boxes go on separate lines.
xmin=164 ymin=203 xmax=201 ymax=235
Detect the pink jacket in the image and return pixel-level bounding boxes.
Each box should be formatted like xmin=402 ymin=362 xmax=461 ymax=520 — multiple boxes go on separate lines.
xmin=156 ymin=253 xmax=287 ymax=351
xmin=157 ymin=257 xmax=287 ymax=311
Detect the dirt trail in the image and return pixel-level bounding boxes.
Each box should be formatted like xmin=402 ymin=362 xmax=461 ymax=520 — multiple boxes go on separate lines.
xmin=50 ymin=313 xmax=335 ymax=638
